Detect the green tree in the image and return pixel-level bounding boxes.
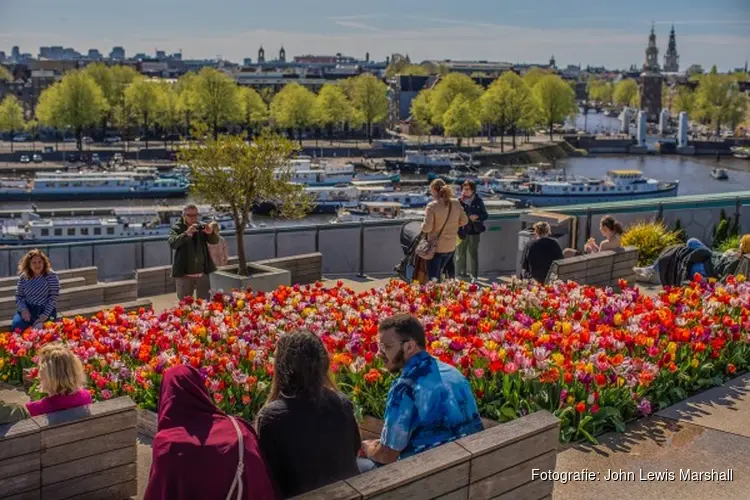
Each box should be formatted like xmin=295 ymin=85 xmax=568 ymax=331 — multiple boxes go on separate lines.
xmin=176 ymin=72 xmax=200 ymax=138
xmin=0 ymin=65 xmax=12 ymax=82
xmin=156 ymin=82 xmax=181 ymax=147
xmin=522 ymin=68 xmax=553 ymax=89
xmin=348 ymin=74 xmax=389 ymax=143
xmin=695 ymin=73 xmax=740 ymax=136
xmin=429 ymin=73 xmax=482 ymax=128
xmin=178 ymin=133 xmax=313 ymax=277
xmin=238 ymin=86 xmax=269 ymax=139
xmin=0 ymin=95 xmax=25 ymax=152
xmin=385 ymin=63 xmax=430 ymax=78
xmin=315 ymin=83 xmax=352 ymax=143
xmin=673 ymin=86 xmax=696 ymax=116
xmin=25 ymin=119 xmax=40 ymax=150
xmin=613 ymin=79 xmax=639 ymax=108
xmin=533 ymin=74 xmax=577 ymax=140
xmin=194 ymin=68 xmax=241 ymax=139
xmin=443 ymin=95 xmax=480 ymax=146
xmin=35 ymin=70 xmax=106 ymax=150
xmin=588 ymin=79 xmax=614 ymax=104
xmin=479 ymin=79 xmax=511 ymax=150
xmin=409 ymin=88 xmax=433 ymax=140
xmin=108 ymin=65 xmax=138 ymax=139
xmin=270 ymin=83 xmax=317 ymax=144
xmin=35 ymin=82 xmax=63 ymax=148
xmin=83 ymin=63 xmax=115 ymax=136
xmin=492 ymin=72 xmax=535 ymax=149
xmin=124 ymin=76 xmax=163 ymax=149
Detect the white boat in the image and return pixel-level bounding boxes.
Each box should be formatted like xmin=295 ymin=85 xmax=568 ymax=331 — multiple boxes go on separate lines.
xmin=492 ymin=170 xmax=679 ymax=207
xmin=387 ymin=151 xmax=479 ymax=173
xmin=711 ymin=168 xmax=729 ymax=180
xmin=731 ymin=147 xmax=750 ymax=160
xmin=364 ymin=190 xmax=432 ymax=208
xmin=330 ymin=202 xmax=405 ymax=224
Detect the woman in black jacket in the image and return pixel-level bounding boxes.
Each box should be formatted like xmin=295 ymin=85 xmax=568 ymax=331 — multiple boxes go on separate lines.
xmin=455 ymin=180 xmax=489 ymax=281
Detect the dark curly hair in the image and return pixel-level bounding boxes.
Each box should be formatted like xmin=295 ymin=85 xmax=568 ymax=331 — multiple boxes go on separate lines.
xmin=18 ymin=248 xmax=52 ymax=279
xmin=265 ymin=330 xmax=337 ymax=404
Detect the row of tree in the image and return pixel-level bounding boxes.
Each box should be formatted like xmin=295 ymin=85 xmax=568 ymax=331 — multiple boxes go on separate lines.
xmin=0 ymin=64 xmax=391 ymax=150
xmin=586 ymin=69 xmax=749 ymax=135
xmin=409 ymin=69 xmax=577 ymax=149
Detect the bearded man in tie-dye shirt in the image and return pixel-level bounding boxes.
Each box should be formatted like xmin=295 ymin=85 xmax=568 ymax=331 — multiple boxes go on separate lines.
xmin=360 ymin=313 xmax=483 ymax=466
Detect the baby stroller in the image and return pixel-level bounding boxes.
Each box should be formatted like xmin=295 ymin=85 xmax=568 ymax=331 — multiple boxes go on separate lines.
xmin=395 ymin=220 xmax=429 ymax=283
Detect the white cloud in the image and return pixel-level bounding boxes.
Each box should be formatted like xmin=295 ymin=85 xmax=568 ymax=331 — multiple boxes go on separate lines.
xmin=332 ymin=20 xmax=381 ymax=31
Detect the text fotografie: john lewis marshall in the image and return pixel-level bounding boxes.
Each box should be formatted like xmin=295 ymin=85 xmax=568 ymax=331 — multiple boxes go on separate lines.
xmin=605 ymin=469 xmax=734 ymax=482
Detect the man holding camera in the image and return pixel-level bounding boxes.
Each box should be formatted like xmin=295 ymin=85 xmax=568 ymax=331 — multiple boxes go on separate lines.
xmin=168 ymin=203 xmax=219 ymax=300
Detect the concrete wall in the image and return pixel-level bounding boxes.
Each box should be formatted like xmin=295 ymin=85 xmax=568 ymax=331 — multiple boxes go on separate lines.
xmin=3 ymin=191 xmax=750 ymax=281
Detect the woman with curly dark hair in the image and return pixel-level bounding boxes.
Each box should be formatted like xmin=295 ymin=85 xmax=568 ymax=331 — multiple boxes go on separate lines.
xmin=11 ymin=249 xmax=59 ymax=332
xmin=255 ymin=331 xmax=364 ymax=497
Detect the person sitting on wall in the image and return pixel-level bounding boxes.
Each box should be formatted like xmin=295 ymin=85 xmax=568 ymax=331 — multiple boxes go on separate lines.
xmin=360 ymin=314 xmax=483 ymax=466
xmin=563 ymin=215 xmax=623 ymax=258
xmin=168 ymin=204 xmax=219 ymax=301
xmin=11 ymin=249 xmax=59 ymax=333
xmin=520 ymin=222 xmax=564 ymax=283
xmin=255 ymin=331 xmax=364 ymax=497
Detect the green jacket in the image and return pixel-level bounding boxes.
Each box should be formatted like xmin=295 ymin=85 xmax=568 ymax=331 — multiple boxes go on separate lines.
xmin=0 ymin=401 xmax=28 ymax=425
xmin=168 ymin=217 xmax=220 ymax=278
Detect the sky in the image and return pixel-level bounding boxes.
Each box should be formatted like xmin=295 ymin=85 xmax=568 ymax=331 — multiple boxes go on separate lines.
xmin=1 ymin=0 xmax=749 ymax=71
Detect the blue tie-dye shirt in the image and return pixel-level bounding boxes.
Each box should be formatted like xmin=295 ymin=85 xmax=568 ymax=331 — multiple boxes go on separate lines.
xmin=380 ymin=351 xmax=483 ymax=459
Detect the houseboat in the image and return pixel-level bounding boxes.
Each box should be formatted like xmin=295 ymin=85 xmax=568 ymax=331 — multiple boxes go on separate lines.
xmin=331 ymin=202 xmax=404 ymax=223
xmin=385 ymin=151 xmax=479 ymax=173
xmin=0 ymin=171 xmax=190 ymax=201
xmin=491 ymin=170 xmax=679 ymax=207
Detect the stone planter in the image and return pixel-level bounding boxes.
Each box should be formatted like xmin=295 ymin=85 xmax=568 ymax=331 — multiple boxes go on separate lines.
xmin=210 ymin=262 xmax=291 ymax=293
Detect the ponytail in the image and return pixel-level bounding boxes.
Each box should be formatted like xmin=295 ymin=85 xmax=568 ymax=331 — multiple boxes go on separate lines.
xmin=601 ymin=215 xmax=623 ymax=236
xmin=430 ymin=178 xmax=454 ymax=205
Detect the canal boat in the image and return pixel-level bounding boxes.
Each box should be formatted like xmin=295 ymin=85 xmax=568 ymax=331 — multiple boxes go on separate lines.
xmin=711 ymin=168 xmax=729 ymax=180
xmin=731 ymin=147 xmax=750 ymax=160
xmin=384 ymin=150 xmax=479 ymax=173
xmin=330 ymin=202 xmax=405 ymax=224
xmin=491 ymin=170 xmax=679 ymax=207
xmin=0 ymin=171 xmax=190 ymax=201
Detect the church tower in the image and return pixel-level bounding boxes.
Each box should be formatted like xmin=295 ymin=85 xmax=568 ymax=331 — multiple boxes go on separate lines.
xmin=279 ymin=46 xmax=286 ymax=63
xmin=258 ymin=46 xmax=265 ymax=64
xmin=663 ymin=25 xmax=679 ymax=73
xmin=640 ymin=23 xmax=663 ymax=122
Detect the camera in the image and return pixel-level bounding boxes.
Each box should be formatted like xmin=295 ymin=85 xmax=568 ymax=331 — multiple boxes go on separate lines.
xmin=195 ymin=222 xmax=205 ymax=231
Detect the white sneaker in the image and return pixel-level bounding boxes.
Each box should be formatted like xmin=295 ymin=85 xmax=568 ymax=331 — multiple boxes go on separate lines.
xmin=634 ymin=266 xmax=655 ymax=281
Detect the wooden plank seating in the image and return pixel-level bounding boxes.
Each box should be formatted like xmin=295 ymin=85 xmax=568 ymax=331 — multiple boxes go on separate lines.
xmin=295 ymin=410 xmax=559 ymax=500
xmin=0 ymin=397 xmax=138 ymax=500
xmin=546 ymin=246 xmax=638 ymax=288
xmin=135 ymin=266 xmax=173 ymax=298
xmin=0 ymin=277 xmax=86 ymax=299
xmin=0 ymin=281 xmax=138 ymax=320
xmin=0 ymin=298 xmax=153 ymax=333
xmin=0 ymin=267 xmax=98 ymax=290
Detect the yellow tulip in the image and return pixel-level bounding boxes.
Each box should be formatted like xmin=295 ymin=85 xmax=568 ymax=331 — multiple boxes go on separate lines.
xmin=667 ymin=342 xmax=677 ymax=354
xmin=691 ymin=358 xmax=699 ymax=369
xmin=531 ymin=322 xmax=542 ymax=335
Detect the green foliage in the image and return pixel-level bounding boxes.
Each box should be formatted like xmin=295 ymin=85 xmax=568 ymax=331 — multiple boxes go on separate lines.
xmin=429 ymin=73 xmax=483 ymax=128
xmin=315 ymin=84 xmax=352 ymax=136
xmin=673 ymin=86 xmax=696 ymax=115
xmin=0 ymin=95 xmax=25 ymax=139
xmin=156 ymin=82 xmax=181 ymax=142
xmin=522 ymin=68 xmax=553 ymax=89
xmin=177 ymin=133 xmax=313 ymax=276
xmin=239 ymin=86 xmax=269 ymax=137
xmin=712 ymin=210 xmax=741 ymax=249
xmin=695 ymin=73 xmax=747 ymax=135
xmin=621 ymin=221 xmax=683 ymax=266
xmin=532 ymin=74 xmax=577 ymax=140
xmin=718 ymin=235 xmax=741 ymax=253
xmin=193 ymin=67 xmax=242 ymax=139
xmin=409 ymin=88 xmax=433 ymax=137
xmin=270 ymin=82 xmax=317 ymax=142
xmin=347 ymin=73 xmax=389 ymax=143
xmin=0 ymin=65 xmax=12 ymax=82
xmin=479 ymin=72 xmax=537 ymax=148
xmin=35 ymin=70 xmax=107 ymax=150
xmin=613 ymin=79 xmax=639 ymax=108
xmin=587 ymin=79 xmax=614 ymax=104
xmin=443 ymin=95 xmax=480 ymax=146
xmin=124 ymin=76 xmax=163 ymax=147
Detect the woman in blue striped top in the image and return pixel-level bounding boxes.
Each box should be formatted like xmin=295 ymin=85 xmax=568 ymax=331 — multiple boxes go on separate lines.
xmin=11 ymin=249 xmax=60 ymax=333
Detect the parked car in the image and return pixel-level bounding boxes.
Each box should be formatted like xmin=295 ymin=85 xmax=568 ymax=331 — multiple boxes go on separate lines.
xmin=82 ymin=136 xmax=94 ymax=144
xmin=12 ymin=134 xmax=29 ymax=142
xmin=32 ymin=153 xmax=43 ymax=163
xmin=63 ymin=136 xmax=77 ymax=143
xmin=103 ymin=136 xmax=122 ymax=143
xmin=20 ymin=155 xmax=30 ymax=163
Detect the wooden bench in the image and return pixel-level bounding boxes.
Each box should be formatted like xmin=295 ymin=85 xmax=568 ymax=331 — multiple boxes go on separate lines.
xmin=0 ymin=277 xmax=87 ymax=299
xmin=0 ymin=267 xmax=98 ymax=290
xmin=546 ymin=246 xmax=638 ymax=288
xmin=0 ymin=281 xmax=137 ymax=320
xmin=0 ymin=298 xmax=153 ymax=333
xmin=135 ymin=266 xmax=175 ymax=298
xmin=295 ymin=410 xmax=559 ymax=500
xmin=0 ymin=397 xmax=138 ymax=500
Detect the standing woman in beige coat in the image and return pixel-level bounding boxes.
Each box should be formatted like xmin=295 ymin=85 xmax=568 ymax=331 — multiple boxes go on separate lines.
xmin=422 ymin=179 xmax=468 ymax=281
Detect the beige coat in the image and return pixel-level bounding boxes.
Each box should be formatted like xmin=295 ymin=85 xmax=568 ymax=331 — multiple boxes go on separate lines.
xmin=421 ymin=199 xmax=468 ymax=254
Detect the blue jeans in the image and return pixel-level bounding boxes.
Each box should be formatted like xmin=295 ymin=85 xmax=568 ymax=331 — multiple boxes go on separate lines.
xmin=427 ymin=252 xmax=453 ymax=281
xmin=11 ymin=303 xmax=56 ymax=333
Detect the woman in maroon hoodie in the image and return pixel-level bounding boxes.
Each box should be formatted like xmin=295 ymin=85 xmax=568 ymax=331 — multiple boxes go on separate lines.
xmin=144 ymin=365 xmax=278 ymax=500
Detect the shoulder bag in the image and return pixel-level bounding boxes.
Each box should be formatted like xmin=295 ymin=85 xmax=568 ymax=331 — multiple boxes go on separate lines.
xmin=416 ymin=203 xmax=453 ymax=261
xmin=225 ymin=416 xmax=245 ymax=500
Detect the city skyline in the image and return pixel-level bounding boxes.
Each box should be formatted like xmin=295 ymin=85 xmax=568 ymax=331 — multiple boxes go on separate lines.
xmin=1 ymin=0 xmax=749 ymax=70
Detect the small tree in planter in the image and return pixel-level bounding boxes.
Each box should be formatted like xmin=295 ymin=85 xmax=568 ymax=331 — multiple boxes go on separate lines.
xmin=178 ymin=132 xmax=313 ymax=281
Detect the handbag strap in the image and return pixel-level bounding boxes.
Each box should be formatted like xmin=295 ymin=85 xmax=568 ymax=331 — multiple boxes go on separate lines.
xmin=225 ymin=416 xmax=245 ymax=500
xmin=433 ymin=202 xmax=453 ymax=240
